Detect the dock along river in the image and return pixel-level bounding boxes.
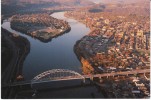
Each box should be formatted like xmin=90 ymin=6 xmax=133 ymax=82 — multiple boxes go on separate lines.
xmin=2 ymin=12 xmax=90 ymax=80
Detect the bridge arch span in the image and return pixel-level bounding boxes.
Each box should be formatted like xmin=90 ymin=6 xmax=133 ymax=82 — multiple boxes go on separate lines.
xmin=32 ymin=69 xmax=84 ymax=82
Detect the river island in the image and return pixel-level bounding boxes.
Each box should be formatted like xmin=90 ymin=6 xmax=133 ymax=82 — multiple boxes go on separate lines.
xmin=10 ymin=13 xmax=71 ymax=42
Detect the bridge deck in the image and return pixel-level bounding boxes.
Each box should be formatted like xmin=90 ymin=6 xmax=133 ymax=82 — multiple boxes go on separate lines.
xmin=2 ymin=69 xmax=150 ymax=88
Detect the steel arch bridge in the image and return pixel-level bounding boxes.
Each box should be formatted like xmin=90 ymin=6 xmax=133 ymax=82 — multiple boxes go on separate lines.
xmin=32 ymin=69 xmax=85 ymax=82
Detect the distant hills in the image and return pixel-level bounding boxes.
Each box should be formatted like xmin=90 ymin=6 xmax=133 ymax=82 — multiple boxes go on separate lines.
xmin=88 ymin=0 xmax=149 ymax=16
xmin=89 ymin=0 xmax=148 ymax=4
xmin=2 ymin=0 xmax=148 ymax=6
xmin=2 ymin=0 xmax=149 ymax=16
xmin=2 ymin=0 xmax=94 ymax=6
xmin=1 ymin=0 xmax=95 ymax=15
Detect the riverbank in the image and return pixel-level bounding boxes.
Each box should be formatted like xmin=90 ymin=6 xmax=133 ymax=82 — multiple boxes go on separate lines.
xmin=10 ymin=13 xmax=71 ymax=42
xmin=1 ymin=28 xmax=30 ymax=98
xmin=1 ymin=28 xmax=30 ymax=82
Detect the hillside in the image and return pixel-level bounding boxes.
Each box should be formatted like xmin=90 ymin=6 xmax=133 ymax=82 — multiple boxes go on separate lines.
xmin=1 ymin=0 xmax=95 ymax=15
xmin=2 ymin=0 xmax=94 ymax=6
xmin=91 ymin=0 xmax=149 ymax=4
xmin=88 ymin=0 xmax=149 ymax=16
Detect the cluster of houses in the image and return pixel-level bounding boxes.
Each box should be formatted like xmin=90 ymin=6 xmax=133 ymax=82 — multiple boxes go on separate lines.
xmin=102 ymin=75 xmax=150 ymax=98
xmin=66 ymin=11 xmax=150 ymax=72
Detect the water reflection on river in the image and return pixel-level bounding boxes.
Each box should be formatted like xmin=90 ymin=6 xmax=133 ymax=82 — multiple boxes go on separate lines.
xmin=2 ymin=12 xmax=90 ymax=80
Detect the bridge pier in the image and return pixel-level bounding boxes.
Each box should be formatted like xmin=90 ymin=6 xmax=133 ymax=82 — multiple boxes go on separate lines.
xmin=90 ymin=76 xmax=94 ymax=81
xmin=99 ymin=77 xmax=103 ymax=83
xmin=83 ymin=78 xmax=86 ymax=83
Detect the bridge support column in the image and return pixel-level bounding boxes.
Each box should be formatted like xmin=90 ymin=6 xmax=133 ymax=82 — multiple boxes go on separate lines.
xmin=83 ymin=78 xmax=86 ymax=83
xmin=90 ymin=76 xmax=94 ymax=81
xmin=99 ymin=77 xmax=103 ymax=83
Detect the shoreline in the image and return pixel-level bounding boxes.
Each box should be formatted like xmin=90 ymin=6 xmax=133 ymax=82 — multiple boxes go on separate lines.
xmin=2 ymin=27 xmax=30 ymax=98
xmin=1 ymin=28 xmax=30 ymax=82
xmin=68 ymin=12 xmax=113 ymax=98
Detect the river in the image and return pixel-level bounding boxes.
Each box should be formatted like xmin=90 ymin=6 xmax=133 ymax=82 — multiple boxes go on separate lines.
xmin=2 ymin=12 xmax=90 ymax=80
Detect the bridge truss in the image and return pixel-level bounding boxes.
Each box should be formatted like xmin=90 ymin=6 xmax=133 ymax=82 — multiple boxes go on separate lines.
xmin=32 ymin=69 xmax=85 ymax=82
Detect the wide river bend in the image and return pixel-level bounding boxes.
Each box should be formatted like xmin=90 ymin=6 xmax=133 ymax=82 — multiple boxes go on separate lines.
xmin=2 ymin=12 xmax=90 ymax=80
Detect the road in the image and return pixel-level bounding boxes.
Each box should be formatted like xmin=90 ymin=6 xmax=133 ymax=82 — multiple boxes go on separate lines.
xmin=85 ymin=68 xmax=150 ymax=78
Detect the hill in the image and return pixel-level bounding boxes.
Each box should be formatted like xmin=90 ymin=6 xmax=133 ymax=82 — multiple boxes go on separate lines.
xmin=2 ymin=0 xmax=95 ymax=15
xmin=2 ymin=0 xmax=94 ymax=6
